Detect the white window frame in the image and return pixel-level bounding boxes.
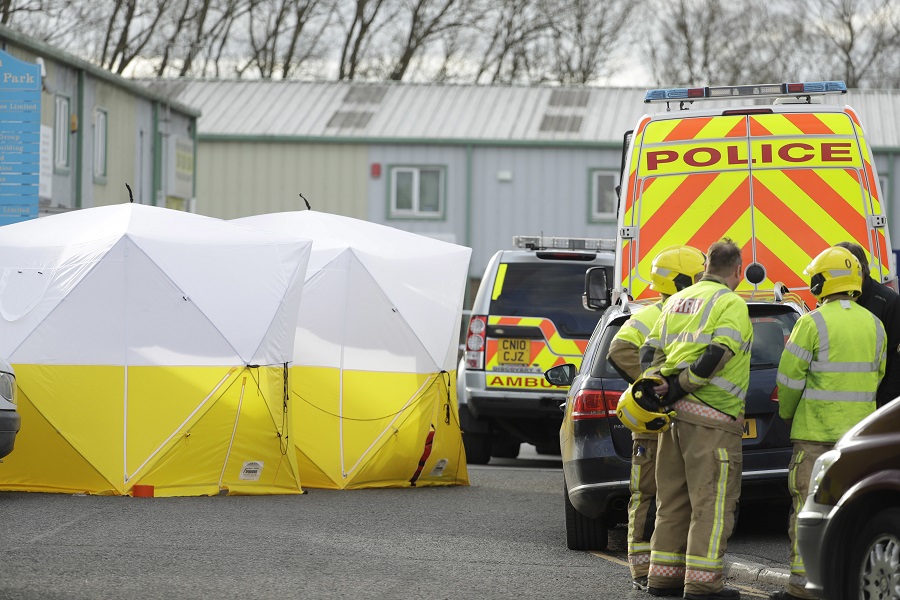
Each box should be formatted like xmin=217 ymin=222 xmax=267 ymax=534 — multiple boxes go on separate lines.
xmin=389 ymin=166 xmax=445 ymax=219
xmin=590 ymin=169 xmax=619 ymax=221
xmin=93 ymin=107 xmax=108 ymax=180
xmin=54 ymin=95 xmax=70 ymax=170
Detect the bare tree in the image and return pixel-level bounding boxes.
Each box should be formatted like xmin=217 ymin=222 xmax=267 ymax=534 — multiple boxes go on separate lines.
xmin=336 ymin=0 xmax=397 ymax=80
xmin=798 ymin=0 xmax=900 ymax=88
xmin=468 ymin=0 xmax=550 ymax=84
xmin=542 ymin=0 xmax=642 ymax=84
xmin=96 ymin=0 xmax=173 ymax=74
xmin=234 ymin=0 xmax=332 ymax=78
xmin=383 ymin=0 xmax=473 ymax=81
xmin=644 ymin=0 xmax=810 ymax=86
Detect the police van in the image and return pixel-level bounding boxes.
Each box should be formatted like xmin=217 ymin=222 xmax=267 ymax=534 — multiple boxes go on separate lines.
xmin=612 ymin=81 xmax=895 ymax=308
xmin=457 ymin=235 xmax=615 ymax=464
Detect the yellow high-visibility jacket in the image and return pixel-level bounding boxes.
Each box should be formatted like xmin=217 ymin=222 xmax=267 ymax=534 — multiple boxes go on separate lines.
xmin=609 ymin=300 xmax=664 ymax=382
xmin=777 ymin=297 xmax=886 ymax=443
xmin=645 ymin=278 xmax=752 ymax=419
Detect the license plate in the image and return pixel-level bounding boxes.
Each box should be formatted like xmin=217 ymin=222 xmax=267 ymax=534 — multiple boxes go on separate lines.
xmin=498 ymin=339 xmax=530 ymax=365
xmin=742 ymin=418 xmax=757 ymax=440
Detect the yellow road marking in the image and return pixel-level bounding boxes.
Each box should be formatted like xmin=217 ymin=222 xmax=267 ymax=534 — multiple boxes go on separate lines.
xmin=589 ymin=551 xmax=629 ymax=566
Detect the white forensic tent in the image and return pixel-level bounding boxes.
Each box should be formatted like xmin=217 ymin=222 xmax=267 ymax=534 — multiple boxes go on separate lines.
xmin=236 ymin=211 xmax=472 ymax=489
xmin=0 ymin=204 xmax=311 ymax=496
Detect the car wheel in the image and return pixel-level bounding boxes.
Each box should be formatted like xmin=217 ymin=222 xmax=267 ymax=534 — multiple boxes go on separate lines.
xmin=463 ymin=432 xmax=491 ymax=465
xmin=564 ymin=482 xmax=608 ymax=551
xmin=849 ymin=507 xmax=900 ymax=600
xmin=491 ymin=440 xmax=520 ymax=459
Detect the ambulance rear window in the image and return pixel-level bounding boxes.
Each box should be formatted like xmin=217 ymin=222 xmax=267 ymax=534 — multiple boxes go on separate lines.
xmin=489 ymin=263 xmax=607 ymax=337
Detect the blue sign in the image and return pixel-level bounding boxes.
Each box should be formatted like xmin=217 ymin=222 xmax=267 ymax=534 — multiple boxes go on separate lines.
xmin=0 ymin=50 xmax=41 ymax=226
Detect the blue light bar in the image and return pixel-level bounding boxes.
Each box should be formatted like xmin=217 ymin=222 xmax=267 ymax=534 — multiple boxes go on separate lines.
xmin=644 ymin=81 xmax=847 ymax=104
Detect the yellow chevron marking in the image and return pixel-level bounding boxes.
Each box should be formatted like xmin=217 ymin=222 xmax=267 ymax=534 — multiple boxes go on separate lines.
xmin=640 ymin=119 xmax=682 ymax=144
xmin=754 ymin=170 xmax=863 ymax=244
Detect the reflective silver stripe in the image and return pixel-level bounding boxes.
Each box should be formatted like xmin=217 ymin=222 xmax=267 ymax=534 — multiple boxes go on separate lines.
xmin=686 ymin=370 xmax=708 ymax=386
xmin=777 ymin=372 xmax=805 ymax=390
xmin=710 ymin=376 xmax=747 ymax=400
xmin=739 ymin=340 xmax=752 ymax=353
xmin=699 ymin=289 xmax=728 ymax=324
xmin=809 ymin=360 xmax=880 ymax=372
xmin=645 ymin=337 xmax=664 ymax=349
xmin=675 ymin=361 xmax=692 ymax=369
xmin=713 ymin=327 xmax=744 ymax=344
xmin=785 ymin=341 xmax=813 ymax=363
xmin=826 ymin=268 xmax=851 ymax=277
xmin=627 ymin=319 xmax=651 ymax=336
xmin=811 ymin=311 xmax=829 ymax=362
xmin=800 ymin=389 xmax=876 ymax=402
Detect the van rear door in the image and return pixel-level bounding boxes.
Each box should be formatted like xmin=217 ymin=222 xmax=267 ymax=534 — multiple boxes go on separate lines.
xmin=618 ymin=106 xmax=891 ymax=309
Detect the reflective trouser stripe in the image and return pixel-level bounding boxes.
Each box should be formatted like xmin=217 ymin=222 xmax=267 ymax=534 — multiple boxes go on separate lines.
xmin=628 ymin=438 xmax=657 ymax=578
xmin=649 ymin=421 xmax=740 ymax=594
xmin=787 ymin=442 xmax=833 ymax=599
xmin=708 ymin=448 xmax=729 ymax=559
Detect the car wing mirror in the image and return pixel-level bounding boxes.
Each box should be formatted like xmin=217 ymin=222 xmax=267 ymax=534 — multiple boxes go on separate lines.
xmin=583 ymin=267 xmax=610 ymax=311
xmin=544 ymin=363 xmax=577 ymax=386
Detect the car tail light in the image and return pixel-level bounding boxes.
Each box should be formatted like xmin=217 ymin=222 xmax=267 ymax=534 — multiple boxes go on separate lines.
xmin=464 ymin=315 xmax=487 ymax=370
xmin=572 ymin=389 xmax=621 ymax=420
xmin=770 ymin=386 xmax=778 ymax=402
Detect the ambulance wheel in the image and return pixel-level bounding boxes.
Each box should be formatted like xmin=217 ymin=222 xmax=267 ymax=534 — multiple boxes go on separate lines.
xmin=463 ymin=432 xmax=491 ymax=465
xmin=491 ymin=439 xmax=520 ymax=459
xmin=847 ymin=507 xmax=900 ymax=600
xmin=564 ymin=482 xmax=608 ymax=550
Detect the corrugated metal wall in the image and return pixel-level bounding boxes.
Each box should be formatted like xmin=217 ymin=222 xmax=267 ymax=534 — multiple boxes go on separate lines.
xmin=196 ymin=141 xmax=369 ymax=219
xmin=87 ymin=81 xmax=136 ymax=207
xmin=468 ymin=146 xmax=620 ymax=267
xmin=367 ymin=144 xmax=622 ymax=278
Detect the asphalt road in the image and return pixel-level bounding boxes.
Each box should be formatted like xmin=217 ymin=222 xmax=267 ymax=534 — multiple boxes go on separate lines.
xmin=0 ymin=445 xmax=793 ymax=600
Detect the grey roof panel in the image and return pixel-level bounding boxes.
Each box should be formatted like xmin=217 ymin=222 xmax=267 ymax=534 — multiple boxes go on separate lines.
xmin=148 ymin=79 xmax=900 ymax=147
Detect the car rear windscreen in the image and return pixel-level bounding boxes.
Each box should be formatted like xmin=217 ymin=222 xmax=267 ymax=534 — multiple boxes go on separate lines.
xmin=489 ymin=263 xmax=609 ymax=337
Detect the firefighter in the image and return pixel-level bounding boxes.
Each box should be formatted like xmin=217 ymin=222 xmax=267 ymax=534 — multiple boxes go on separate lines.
xmin=607 ymin=245 xmax=706 ymax=592
xmin=835 ymin=241 xmax=900 ymax=408
xmin=640 ymin=238 xmax=751 ymax=600
xmin=768 ymin=246 xmax=885 ymax=600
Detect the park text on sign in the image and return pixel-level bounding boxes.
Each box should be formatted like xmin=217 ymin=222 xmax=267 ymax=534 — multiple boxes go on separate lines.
xmin=639 ymin=138 xmax=863 ymax=175
xmin=0 ymin=50 xmax=42 ymax=226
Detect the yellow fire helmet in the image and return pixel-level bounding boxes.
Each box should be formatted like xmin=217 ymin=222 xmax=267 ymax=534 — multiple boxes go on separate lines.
xmin=616 ymin=375 xmax=677 ymax=434
xmin=649 ymin=245 xmax=707 ymax=297
xmin=804 ymin=246 xmax=863 ymax=298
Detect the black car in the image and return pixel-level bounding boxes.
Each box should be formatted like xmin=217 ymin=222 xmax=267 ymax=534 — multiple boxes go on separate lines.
xmin=545 ymin=291 xmax=805 ymax=550
xmin=796 ymin=397 xmax=900 ymax=600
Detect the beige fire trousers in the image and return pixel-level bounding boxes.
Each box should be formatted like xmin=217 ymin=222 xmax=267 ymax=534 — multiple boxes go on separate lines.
xmin=786 ymin=441 xmax=832 ymax=599
xmin=648 ymin=419 xmax=742 ymax=596
xmin=628 ymin=434 xmax=658 ymax=579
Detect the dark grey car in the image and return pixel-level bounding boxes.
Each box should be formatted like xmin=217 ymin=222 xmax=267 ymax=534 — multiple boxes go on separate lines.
xmin=546 ymin=292 xmax=805 ymax=550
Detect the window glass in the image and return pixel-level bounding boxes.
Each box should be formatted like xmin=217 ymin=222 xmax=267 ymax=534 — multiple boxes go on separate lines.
xmin=592 ymin=170 xmax=618 ymax=219
xmin=489 ymin=263 xmax=609 ymax=337
xmin=395 ymin=171 xmax=413 ymax=211
xmin=390 ymin=166 xmax=444 ymax=218
xmin=54 ymin=96 xmax=69 ymax=169
xmin=419 ymin=169 xmax=441 ymax=212
xmin=93 ymin=108 xmax=107 ymax=178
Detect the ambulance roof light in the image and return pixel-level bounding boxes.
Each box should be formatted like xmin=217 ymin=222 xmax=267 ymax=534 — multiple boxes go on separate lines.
xmin=513 ymin=235 xmax=615 ymax=251
xmin=644 ymin=81 xmax=848 ymax=104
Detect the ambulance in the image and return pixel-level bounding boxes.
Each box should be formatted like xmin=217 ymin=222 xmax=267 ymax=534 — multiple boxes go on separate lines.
xmin=613 ymin=81 xmax=895 ymax=308
xmin=458 ymin=235 xmax=616 ymax=464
